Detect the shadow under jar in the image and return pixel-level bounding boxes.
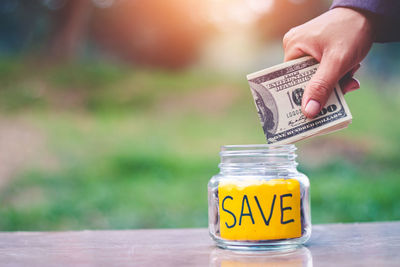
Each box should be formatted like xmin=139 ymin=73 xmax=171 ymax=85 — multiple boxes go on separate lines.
xmin=208 ymin=144 xmax=311 ymax=250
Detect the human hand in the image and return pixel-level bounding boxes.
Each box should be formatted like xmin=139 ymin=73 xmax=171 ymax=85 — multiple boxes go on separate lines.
xmin=283 ymin=7 xmax=374 ymax=118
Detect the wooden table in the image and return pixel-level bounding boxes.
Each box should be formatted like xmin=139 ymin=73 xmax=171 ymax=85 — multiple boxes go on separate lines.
xmin=0 ymin=222 xmax=399 ymax=266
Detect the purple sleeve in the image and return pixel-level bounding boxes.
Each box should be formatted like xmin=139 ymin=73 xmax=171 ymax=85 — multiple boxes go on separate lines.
xmin=331 ymin=0 xmax=400 ymax=42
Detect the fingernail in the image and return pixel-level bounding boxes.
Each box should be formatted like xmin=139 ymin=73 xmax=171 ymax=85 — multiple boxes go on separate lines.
xmin=347 ymin=79 xmax=360 ymax=93
xmin=304 ymin=99 xmax=320 ymax=118
xmin=351 ymin=78 xmax=360 ymax=90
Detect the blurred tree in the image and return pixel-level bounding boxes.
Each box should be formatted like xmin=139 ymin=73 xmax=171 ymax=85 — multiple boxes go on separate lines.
xmin=90 ymin=0 xmax=212 ymax=68
xmin=1 ymin=0 xmax=212 ymax=68
xmin=0 ymin=0 xmax=51 ymax=54
xmin=49 ymin=0 xmax=92 ymax=60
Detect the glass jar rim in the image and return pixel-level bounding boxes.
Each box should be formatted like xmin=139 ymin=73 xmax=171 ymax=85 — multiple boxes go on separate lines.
xmin=219 ymin=144 xmax=298 ymax=171
xmin=221 ymin=144 xmax=296 ymax=154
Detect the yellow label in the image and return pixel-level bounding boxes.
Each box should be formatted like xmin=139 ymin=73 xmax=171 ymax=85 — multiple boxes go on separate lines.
xmin=219 ymin=179 xmax=301 ymax=240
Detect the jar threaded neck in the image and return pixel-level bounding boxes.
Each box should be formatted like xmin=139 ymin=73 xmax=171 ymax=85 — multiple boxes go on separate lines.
xmin=219 ymin=144 xmax=298 ymax=173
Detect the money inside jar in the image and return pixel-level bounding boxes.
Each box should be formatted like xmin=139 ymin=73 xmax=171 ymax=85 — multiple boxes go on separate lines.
xmin=247 ymin=56 xmax=352 ymax=144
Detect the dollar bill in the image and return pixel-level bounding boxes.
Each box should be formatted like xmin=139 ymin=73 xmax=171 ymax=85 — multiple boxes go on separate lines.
xmin=247 ymin=56 xmax=352 ymax=144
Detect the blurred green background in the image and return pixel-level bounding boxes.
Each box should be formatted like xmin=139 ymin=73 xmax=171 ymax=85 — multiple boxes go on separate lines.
xmin=0 ymin=0 xmax=399 ymax=231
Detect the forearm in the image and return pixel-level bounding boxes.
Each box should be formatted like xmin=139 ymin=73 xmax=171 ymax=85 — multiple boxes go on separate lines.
xmin=331 ymin=0 xmax=400 ymax=42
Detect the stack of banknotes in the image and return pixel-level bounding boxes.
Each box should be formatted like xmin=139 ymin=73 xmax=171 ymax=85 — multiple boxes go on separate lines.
xmin=247 ymin=56 xmax=352 ymax=144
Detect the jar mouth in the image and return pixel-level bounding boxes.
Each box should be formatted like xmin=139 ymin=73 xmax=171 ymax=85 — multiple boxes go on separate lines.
xmin=221 ymin=144 xmax=296 ymax=155
xmin=219 ymin=144 xmax=298 ymax=171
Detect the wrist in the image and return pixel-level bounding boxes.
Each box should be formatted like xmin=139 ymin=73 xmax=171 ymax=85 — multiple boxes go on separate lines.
xmin=331 ymin=7 xmax=376 ymax=42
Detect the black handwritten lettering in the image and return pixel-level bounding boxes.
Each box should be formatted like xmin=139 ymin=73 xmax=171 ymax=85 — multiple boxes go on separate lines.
xmin=280 ymin=194 xmax=295 ymax=224
xmin=254 ymin=195 xmax=276 ymax=226
xmin=239 ymin=195 xmax=255 ymax=225
xmin=222 ymin=196 xmax=236 ymax=228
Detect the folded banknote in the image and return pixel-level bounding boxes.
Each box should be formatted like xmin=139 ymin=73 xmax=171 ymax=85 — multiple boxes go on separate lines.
xmin=247 ymin=56 xmax=352 ymax=144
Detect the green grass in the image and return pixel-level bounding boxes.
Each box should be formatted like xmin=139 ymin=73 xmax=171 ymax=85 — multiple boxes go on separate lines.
xmin=0 ymin=58 xmax=399 ymax=230
xmin=0 ymin=152 xmax=215 ymax=230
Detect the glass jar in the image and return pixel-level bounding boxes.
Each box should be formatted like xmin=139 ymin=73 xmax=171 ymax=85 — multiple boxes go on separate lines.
xmin=208 ymin=144 xmax=311 ymax=250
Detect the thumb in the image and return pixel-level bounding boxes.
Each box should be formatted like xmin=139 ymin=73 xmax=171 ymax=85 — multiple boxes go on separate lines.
xmin=301 ymin=56 xmax=344 ymax=118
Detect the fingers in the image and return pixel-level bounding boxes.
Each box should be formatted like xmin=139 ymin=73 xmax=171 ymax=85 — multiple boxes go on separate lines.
xmin=301 ymin=56 xmax=343 ymax=118
xmin=340 ymin=64 xmax=361 ymax=94
xmin=283 ymin=28 xmax=308 ymax=62
xmin=284 ymin=47 xmax=306 ymax=62
xmin=283 ymin=25 xmax=323 ymax=63
xmin=340 ymin=63 xmax=360 ymax=82
xmin=341 ymin=78 xmax=360 ymax=94
xmin=349 ymin=63 xmax=360 ymax=76
xmin=283 ymin=24 xmax=362 ymax=118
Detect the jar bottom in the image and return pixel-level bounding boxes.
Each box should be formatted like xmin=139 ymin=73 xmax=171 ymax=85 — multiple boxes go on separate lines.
xmin=212 ymin=234 xmax=310 ymax=251
xmin=216 ymin=241 xmax=301 ymax=251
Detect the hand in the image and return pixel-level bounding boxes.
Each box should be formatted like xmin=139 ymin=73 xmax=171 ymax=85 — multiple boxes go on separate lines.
xmin=283 ymin=7 xmax=374 ymax=118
